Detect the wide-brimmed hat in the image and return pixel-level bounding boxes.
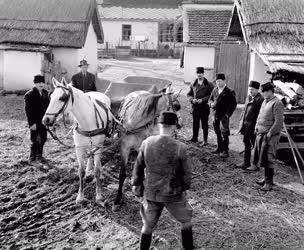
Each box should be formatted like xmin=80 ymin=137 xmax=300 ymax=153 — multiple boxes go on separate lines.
xmin=78 ymin=60 xmax=89 ymax=67
xmin=158 ymin=111 xmax=178 ymax=126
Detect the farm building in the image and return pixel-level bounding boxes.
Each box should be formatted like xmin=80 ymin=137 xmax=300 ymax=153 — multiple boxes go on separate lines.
xmin=224 ymin=0 xmax=304 ymax=102
xmin=182 ymin=0 xmax=233 ymax=84
xmin=98 ymin=0 xmax=183 ymax=57
xmin=0 ymin=0 xmax=103 ymax=92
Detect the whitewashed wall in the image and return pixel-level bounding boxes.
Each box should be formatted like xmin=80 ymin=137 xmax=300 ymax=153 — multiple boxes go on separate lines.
xmin=53 ymin=22 xmax=99 ymax=80
xmin=184 ymin=46 xmax=215 ymax=83
xmin=249 ymin=52 xmax=270 ymax=84
xmin=3 ymin=50 xmax=43 ymax=91
xmin=101 ymin=20 xmax=159 ymax=49
xmin=78 ymin=22 xmax=98 ymax=74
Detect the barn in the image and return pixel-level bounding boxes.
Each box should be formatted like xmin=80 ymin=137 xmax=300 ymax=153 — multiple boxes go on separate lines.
xmin=0 ymin=0 xmax=103 ymax=92
xmin=224 ymin=0 xmax=304 ymax=102
xmin=182 ymin=0 xmax=233 ymax=84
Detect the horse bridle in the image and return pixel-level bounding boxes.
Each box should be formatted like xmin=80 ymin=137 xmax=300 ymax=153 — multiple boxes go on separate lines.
xmin=45 ymin=85 xmax=74 ymax=119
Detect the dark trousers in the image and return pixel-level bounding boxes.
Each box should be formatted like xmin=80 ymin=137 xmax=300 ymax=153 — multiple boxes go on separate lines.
xmin=213 ymin=116 xmax=230 ymax=152
xmin=192 ymin=106 xmax=210 ymax=141
xmin=30 ymin=124 xmax=47 ymax=160
xmin=243 ymin=130 xmax=256 ymax=166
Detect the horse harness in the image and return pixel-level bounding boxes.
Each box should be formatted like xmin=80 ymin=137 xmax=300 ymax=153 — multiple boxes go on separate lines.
xmin=45 ymin=85 xmax=113 ymax=151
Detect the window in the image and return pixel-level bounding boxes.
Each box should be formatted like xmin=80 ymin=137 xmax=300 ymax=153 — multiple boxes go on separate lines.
xmin=122 ymin=24 xmax=131 ymax=41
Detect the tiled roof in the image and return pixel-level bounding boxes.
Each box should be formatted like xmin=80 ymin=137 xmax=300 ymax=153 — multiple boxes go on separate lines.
xmin=99 ymin=6 xmax=181 ymax=20
xmin=98 ymin=0 xmax=182 ymax=8
xmin=187 ymin=9 xmax=232 ymax=44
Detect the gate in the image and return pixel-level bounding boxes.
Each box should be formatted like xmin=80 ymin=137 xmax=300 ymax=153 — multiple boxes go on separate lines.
xmin=215 ymin=42 xmax=250 ymax=103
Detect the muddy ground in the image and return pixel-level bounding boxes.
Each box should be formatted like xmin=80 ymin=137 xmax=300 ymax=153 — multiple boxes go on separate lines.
xmin=1 ymin=58 xmax=304 ymax=249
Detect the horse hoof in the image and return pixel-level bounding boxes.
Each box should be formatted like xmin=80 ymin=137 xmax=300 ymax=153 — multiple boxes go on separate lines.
xmin=112 ymin=204 xmax=120 ymax=212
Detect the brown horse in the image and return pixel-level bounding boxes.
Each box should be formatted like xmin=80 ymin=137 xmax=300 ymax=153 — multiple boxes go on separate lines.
xmin=113 ymin=86 xmax=181 ymax=210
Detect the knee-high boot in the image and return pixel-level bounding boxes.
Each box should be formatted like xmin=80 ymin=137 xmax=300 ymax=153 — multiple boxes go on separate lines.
xmin=139 ymin=233 xmax=152 ymax=250
xmin=181 ymin=227 xmax=194 ymax=250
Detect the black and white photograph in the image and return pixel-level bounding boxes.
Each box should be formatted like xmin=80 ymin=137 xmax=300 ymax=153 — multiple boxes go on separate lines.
xmin=1 ymin=0 xmax=304 ymax=249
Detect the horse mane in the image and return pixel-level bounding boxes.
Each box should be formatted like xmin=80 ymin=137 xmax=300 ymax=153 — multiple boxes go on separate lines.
xmin=119 ymin=92 xmax=163 ymax=129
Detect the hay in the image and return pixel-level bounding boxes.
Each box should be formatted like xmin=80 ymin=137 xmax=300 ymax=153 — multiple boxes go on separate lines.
xmin=0 ymin=0 xmax=103 ymax=47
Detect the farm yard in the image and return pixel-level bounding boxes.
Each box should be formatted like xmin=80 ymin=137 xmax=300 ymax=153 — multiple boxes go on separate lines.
xmin=1 ymin=58 xmax=304 ymax=249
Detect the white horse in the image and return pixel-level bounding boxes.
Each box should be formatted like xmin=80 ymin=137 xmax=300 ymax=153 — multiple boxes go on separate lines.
xmin=42 ymin=78 xmax=114 ymax=205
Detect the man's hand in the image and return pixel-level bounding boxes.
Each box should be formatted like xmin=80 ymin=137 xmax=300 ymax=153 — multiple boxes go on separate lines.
xmin=192 ymin=99 xmax=198 ymax=104
xmin=197 ymin=99 xmax=202 ymax=104
xmin=210 ymin=102 xmax=215 ymax=108
xmin=30 ymin=124 xmax=37 ymax=130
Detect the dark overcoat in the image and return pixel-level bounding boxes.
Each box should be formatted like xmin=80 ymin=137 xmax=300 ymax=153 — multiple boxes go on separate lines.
xmin=209 ymin=86 xmax=237 ymax=118
xmin=187 ymin=78 xmax=214 ymax=111
xmin=239 ymin=92 xmax=264 ymax=135
xmin=24 ymin=87 xmax=50 ymax=127
xmin=71 ymin=72 xmax=96 ymax=92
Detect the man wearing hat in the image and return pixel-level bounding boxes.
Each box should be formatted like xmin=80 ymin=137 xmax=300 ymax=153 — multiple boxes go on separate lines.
xmin=132 ymin=111 xmax=193 ymax=250
xmin=209 ymin=73 xmax=237 ymax=158
xmin=71 ymin=59 xmax=96 ymax=92
xmin=24 ymin=75 xmax=50 ymax=163
xmin=253 ymin=82 xmax=284 ymax=191
xmin=237 ymin=81 xmax=264 ymax=170
xmin=187 ymin=67 xmax=214 ymax=144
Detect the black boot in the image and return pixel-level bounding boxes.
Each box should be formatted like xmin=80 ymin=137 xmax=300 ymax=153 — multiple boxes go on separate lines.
xmin=256 ymin=168 xmax=274 ymax=186
xmin=260 ymin=168 xmax=273 ymax=191
xmin=181 ymin=228 xmax=194 ymax=250
xmin=212 ymin=137 xmax=222 ymax=154
xmin=29 ymin=143 xmax=37 ymax=162
xmin=139 ymin=233 xmax=152 ymax=250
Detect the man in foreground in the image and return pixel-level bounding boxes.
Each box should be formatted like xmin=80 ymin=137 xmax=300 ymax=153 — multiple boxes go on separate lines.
xmin=132 ymin=111 xmax=193 ymax=250
xmin=238 ymin=81 xmax=264 ymax=170
xmin=24 ymin=75 xmax=50 ymax=163
xmin=187 ymin=67 xmax=214 ymax=145
xmin=209 ymin=73 xmax=237 ymax=158
xmin=71 ymin=59 xmax=96 ymax=92
xmin=253 ymin=82 xmax=284 ymax=191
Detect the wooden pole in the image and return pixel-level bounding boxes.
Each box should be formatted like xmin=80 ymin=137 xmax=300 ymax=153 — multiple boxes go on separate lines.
xmin=283 ymin=123 xmax=304 ymax=184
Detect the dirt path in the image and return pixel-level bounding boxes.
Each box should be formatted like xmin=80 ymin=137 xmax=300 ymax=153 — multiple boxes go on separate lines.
xmin=1 ymin=58 xmax=304 ymax=249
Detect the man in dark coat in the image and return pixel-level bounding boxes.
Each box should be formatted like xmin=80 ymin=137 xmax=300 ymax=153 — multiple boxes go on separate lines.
xmin=24 ymin=75 xmax=50 ymax=163
xmin=209 ymin=73 xmax=237 ymax=158
xmin=71 ymin=60 xmax=96 ymax=92
xmin=132 ymin=111 xmax=193 ymax=250
xmin=238 ymin=81 xmax=264 ymax=170
xmin=187 ymin=67 xmax=214 ymax=144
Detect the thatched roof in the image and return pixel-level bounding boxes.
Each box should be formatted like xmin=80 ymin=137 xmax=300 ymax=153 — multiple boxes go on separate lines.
xmin=0 ymin=0 xmax=103 ymax=48
xmin=98 ymin=0 xmax=183 ymax=8
xmin=232 ymin=0 xmax=304 ymax=74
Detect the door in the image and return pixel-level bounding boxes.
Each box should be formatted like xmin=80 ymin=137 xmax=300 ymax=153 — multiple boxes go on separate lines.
xmin=216 ymin=42 xmax=250 ymax=103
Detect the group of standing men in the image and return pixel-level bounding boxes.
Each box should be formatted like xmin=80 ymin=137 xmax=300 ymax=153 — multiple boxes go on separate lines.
xmin=187 ymin=66 xmax=284 ymax=191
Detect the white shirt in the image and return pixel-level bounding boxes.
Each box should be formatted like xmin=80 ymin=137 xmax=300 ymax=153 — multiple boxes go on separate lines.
xmin=218 ymin=85 xmax=226 ymax=95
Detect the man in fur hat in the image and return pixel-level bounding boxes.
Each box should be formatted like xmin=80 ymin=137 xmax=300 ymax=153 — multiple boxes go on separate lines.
xmin=253 ymin=82 xmax=284 ymax=191
xmin=237 ymin=81 xmax=264 ymax=170
xmin=24 ymin=75 xmax=50 ymax=163
xmin=209 ymin=73 xmax=237 ymax=158
xmin=187 ymin=67 xmax=214 ymax=145
xmin=132 ymin=111 xmax=194 ymax=250
xmin=71 ymin=59 xmax=96 ymax=92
